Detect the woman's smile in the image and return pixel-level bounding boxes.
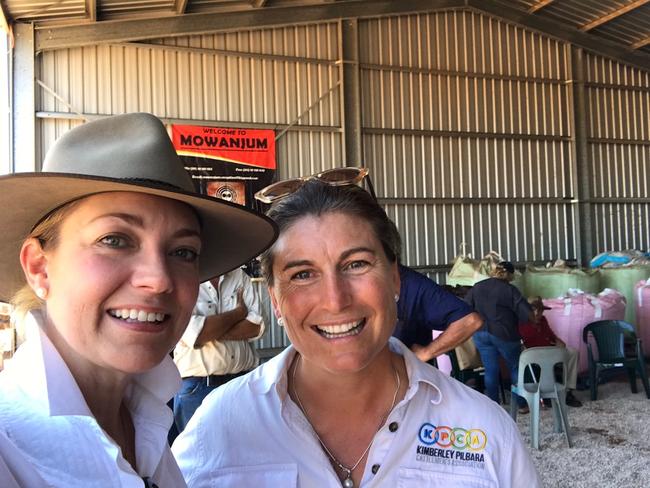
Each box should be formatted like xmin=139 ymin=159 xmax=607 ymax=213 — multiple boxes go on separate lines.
xmin=107 ymin=307 xmax=170 ymax=332
xmin=314 ymin=318 xmax=366 ymax=339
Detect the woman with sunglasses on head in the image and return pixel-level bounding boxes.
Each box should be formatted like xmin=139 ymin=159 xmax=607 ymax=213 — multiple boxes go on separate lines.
xmin=173 ymin=169 xmax=540 ymax=487
xmin=0 ymin=113 xmax=276 ymax=487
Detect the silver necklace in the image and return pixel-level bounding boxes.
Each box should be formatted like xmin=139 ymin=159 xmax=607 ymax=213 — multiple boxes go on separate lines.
xmin=291 ymin=355 xmax=401 ymax=488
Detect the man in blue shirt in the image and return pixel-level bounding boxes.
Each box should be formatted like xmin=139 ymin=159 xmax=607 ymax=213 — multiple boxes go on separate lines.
xmin=392 ymin=264 xmax=483 ymax=363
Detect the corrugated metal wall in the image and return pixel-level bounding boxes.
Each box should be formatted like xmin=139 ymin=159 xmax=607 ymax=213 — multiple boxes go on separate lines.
xmin=36 ymin=22 xmax=344 ymax=176
xmin=359 ymin=11 xmax=577 ymax=280
xmin=585 ymin=52 xmax=650 ymax=252
xmin=32 ymin=9 xmax=650 ymax=353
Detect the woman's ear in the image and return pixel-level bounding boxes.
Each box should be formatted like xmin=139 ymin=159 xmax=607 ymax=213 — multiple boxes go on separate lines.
xmin=20 ymin=238 xmax=50 ymax=300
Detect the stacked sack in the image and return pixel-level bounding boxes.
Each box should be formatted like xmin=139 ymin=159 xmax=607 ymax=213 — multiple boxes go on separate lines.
xmin=524 ymin=260 xmax=601 ymax=298
xmin=447 ymin=247 xmax=524 ymax=291
xmin=590 ymin=251 xmax=650 ymax=325
xmin=542 ymin=289 xmax=626 ymax=374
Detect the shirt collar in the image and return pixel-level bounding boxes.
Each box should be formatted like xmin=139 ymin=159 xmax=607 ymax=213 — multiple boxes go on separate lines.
xmin=389 ymin=337 xmax=443 ymax=405
xmin=8 ymin=309 xmax=181 ymax=417
xmin=247 ymin=338 xmax=443 ymax=405
xmin=248 ymin=345 xmax=295 ymax=398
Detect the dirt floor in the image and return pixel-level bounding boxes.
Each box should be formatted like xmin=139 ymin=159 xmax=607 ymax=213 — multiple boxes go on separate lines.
xmin=513 ymin=376 xmax=650 ymax=488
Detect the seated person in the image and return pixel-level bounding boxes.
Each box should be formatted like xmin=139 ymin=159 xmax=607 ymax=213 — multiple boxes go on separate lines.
xmin=518 ymin=297 xmax=582 ymax=408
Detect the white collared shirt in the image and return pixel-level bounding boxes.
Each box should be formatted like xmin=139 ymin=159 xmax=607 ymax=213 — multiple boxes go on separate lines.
xmin=0 ymin=310 xmax=186 ymax=488
xmin=174 ymin=269 xmax=265 ymax=377
xmin=0 ymin=430 xmax=47 ymax=488
xmin=173 ymin=338 xmax=541 ymax=487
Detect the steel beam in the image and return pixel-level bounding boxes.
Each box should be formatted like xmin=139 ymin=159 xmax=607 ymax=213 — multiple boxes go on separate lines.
xmin=35 ymin=111 xmax=343 ymax=133
xmin=174 ymin=0 xmax=189 ymax=15
xmin=570 ymin=47 xmax=593 ymax=266
xmin=34 ymin=0 xmax=463 ymax=51
xmin=85 ymin=0 xmax=96 ymax=22
xmin=341 ymin=18 xmax=362 ymax=167
xmin=364 ymin=127 xmax=570 ymax=142
xmin=12 ymin=23 xmax=35 ymax=173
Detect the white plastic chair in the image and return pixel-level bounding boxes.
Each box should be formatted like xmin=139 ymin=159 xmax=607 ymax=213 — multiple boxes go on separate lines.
xmin=509 ymin=346 xmax=572 ymax=450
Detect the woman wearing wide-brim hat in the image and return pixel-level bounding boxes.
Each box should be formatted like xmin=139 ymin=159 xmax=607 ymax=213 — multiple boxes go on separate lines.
xmin=0 ymin=113 xmax=277 ymax=487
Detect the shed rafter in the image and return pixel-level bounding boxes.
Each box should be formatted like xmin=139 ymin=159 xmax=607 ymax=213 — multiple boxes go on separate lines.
xmin=528 ymin=0 xmax=555 ymax=13
xmin=631 ymin=35 xmax=650 ymax=49
xmin=580 ymin=0 xmax=650 ymax=32
xmin=85 ymin=0 xmax=96 ymax=22
xmin=174 ymin=0 xmax=190 ymax=14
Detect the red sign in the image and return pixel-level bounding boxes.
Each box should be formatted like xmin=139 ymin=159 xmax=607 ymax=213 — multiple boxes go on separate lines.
xmin=171 ymin=125 xmax=276 ymax=169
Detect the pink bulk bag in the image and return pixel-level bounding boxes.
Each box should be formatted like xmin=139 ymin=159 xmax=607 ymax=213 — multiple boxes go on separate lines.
xmin=542 ymin=289 xmax=626 ymax=373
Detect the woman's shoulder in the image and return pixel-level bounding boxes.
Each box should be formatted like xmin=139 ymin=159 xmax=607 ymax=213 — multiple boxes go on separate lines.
xmin=417 ymin=365 xmax=519 ymax=431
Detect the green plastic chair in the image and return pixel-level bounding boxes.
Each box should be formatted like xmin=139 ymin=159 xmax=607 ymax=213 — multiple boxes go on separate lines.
xmin=582 ymin=320 xmax=650 ymax=401
xmin=509 ymin=346 xmax=572 ymax=450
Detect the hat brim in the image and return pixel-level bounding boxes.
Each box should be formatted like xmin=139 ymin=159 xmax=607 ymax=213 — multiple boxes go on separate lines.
xmin=0 ymin=172 xmax=278 ymax=302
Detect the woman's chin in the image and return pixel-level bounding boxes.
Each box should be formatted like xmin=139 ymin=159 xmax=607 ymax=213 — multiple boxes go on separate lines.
xmin=107 ymin=348 xmax=168 ymax=375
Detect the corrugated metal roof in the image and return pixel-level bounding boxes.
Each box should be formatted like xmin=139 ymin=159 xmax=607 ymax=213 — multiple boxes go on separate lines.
xmin=512 ymin=0 xmax=650 ymax=54
xmin=3 ymin=1 xmax=650 ymax=64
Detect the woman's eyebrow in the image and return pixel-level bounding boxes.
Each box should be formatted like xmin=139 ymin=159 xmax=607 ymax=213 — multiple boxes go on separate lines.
xmin=88 ymin=212 xmax=143 ymax=226
xmin=281 ymin=259 xmax=312 ymax=272
xmin=88 ymin=213 xmax=201 ymax=239
xmin=340 ymin=247 xmax=376 ymax=261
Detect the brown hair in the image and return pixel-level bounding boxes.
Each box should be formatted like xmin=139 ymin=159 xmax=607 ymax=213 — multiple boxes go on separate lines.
xmin=260 ymin=180 xmax=401 ymax=285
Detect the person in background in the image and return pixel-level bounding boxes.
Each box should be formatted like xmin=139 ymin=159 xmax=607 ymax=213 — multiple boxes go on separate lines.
xmin=173 ymin=267 xmax=265 ymax=433
xmin=392 ymin=263 xmax=483 ymax=363
xmin=173 ymin=175 xmax=541 ymax=487
xmin=465 ymin=261 xmax=533 ymax=413
xmin=0 ymin=113 xmax=276 ymax=487
xmin=518 ymin=296 xmax=583 ymax=408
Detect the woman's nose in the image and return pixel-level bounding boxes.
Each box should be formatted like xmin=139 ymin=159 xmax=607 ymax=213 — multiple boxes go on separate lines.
xmin=321 ymin=273 xmax=351 ymax=312
xmin=131 ymin=252 xmax=174 ymax=294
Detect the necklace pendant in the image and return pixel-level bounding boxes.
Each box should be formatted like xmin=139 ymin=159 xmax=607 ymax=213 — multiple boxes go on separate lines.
xmin=341 ymin=467 xmax=354 ymax=488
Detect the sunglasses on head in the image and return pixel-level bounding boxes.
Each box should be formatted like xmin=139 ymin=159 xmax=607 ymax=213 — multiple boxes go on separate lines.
xmin=254 ymin=167 xmax=376 ymax=204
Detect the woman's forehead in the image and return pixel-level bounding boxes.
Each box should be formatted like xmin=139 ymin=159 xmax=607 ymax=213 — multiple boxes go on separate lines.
xmin=61 ymin=191 xmax=201 ymax=229
xmin=274 ymin=212 xmax=379 ymax=258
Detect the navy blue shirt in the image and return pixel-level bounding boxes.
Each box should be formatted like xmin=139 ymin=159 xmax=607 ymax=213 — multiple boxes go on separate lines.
xmin=464 ymin=277 xmax=531 ymax=342
xmin=392 ymin=265 xmax=473 ymax=348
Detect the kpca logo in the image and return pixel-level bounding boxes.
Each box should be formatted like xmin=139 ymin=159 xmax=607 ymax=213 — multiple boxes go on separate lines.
xmin=418 ymin=423 xmax=487 ymax=451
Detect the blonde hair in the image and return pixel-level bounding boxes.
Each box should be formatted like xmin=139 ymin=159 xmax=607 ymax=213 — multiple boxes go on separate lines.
xmin=11 ymin=200 xmax=81 ymax=320
xmin=491 ymin=266 xmax=512 ymax=281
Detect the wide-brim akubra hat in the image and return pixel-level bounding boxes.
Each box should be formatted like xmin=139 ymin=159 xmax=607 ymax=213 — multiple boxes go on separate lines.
xmin=0 ymin=112 xmax=278 ymax=302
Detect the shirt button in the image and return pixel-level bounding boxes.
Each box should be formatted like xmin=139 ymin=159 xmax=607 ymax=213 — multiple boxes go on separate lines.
xmin=389 ymin=422 xmax=398 ymax=432
xmin=371 ymin=464 xmax=380 ymax=474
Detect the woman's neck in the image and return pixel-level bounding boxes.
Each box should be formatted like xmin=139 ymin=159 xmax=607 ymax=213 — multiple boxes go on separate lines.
xmin=291 ymin=347 xmax=406 ymax=412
